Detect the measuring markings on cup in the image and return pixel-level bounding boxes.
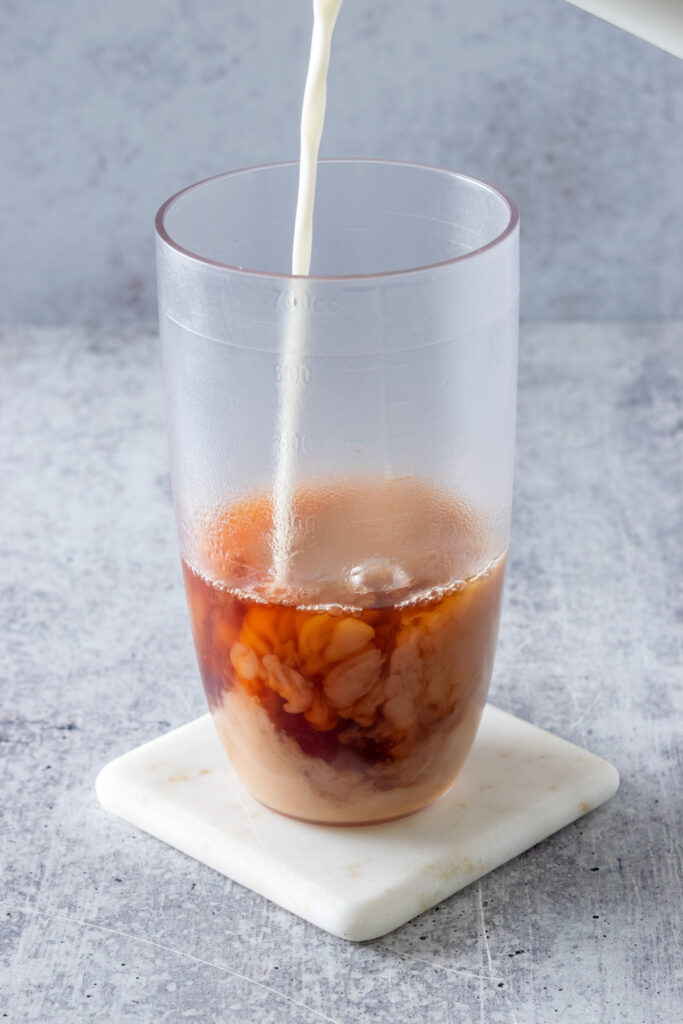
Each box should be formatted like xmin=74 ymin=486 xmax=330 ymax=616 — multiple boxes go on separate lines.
xmin=384 ymin=360 xmax=412 ymax=440
xmin=275 ymin=431 xmax=314 ymax=455
xmin=273 ymin=290 xmax=340 ymax=314
xmin=385 ymin=395 xmax=410 ymax=439
xmin=343 ymin=358 xmax=413 ymax=443
xmin=274 ymin=361 xmax=312 ymax=386
xmin=291 ymin=514 xmax=317 ymax=537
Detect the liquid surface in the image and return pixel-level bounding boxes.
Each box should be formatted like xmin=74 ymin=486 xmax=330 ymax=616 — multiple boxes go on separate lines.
xmin=184 ymin=481 xmax=506 ymax=824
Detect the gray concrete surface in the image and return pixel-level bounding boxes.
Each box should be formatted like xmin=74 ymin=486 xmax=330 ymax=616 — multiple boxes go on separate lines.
xmin=2 ymin=0 xmax=683 ymax=324
xmin=1 ymin=322 xmax=681 ymax=1021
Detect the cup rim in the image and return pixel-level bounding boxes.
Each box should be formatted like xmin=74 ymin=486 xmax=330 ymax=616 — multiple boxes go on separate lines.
xmin=155 ymin=158 xmax=519 ymax=282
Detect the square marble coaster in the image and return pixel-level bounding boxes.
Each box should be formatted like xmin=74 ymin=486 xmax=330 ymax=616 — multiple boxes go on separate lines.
xmin=96 ymin=706 xmax=619 ymax=941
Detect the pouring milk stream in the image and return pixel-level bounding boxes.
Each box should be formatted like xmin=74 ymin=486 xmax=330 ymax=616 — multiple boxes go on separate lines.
xmin=274 ymin=0 xmax=683 ymax=586
xmin=272 ymin=0 xmax=344 ymax=586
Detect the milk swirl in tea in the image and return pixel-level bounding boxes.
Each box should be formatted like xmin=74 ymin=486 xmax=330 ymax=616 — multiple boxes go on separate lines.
xmin=184 ymin=480 xmax=505 ymax=824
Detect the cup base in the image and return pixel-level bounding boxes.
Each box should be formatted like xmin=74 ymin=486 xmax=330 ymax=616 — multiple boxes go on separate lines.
xmin=252 ymin=785 xmax=452 ymax=828
xmin=95 ymin=706 xmax=619 ymax=941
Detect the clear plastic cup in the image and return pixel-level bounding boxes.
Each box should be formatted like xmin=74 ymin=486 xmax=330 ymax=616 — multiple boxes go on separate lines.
xmin=155 ymin=160 xmax=519 ymax=825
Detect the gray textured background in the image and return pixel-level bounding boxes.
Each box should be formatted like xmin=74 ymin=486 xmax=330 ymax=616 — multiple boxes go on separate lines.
xmin=2 ymin=322 xmax=682 ymax=1022
xmin=2 ymin=0 xmax=682 ymax=324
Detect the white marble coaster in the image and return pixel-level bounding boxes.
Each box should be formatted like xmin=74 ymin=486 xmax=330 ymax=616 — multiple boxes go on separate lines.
xmin=96 ymin=706 xmax=619 ymax=941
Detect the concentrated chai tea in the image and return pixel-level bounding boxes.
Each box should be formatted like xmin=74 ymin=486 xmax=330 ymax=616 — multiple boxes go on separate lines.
xmin=183 ymin=479 xmax=506 ymax=824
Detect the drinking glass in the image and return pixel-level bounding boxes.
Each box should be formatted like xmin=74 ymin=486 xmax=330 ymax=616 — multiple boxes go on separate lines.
xmin=155 ymin=160 xmax=519 ymax=825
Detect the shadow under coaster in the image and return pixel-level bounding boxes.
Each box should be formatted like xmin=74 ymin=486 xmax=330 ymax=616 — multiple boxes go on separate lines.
xmin=96 ymin=705 xmax=619 ymax=941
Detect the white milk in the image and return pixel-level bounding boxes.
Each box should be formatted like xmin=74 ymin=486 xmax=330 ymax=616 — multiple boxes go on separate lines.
xmin=291 ymin=0 xmax=344 ymax=276
xmin=272 ymin=0 xmax=344 ymax=585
